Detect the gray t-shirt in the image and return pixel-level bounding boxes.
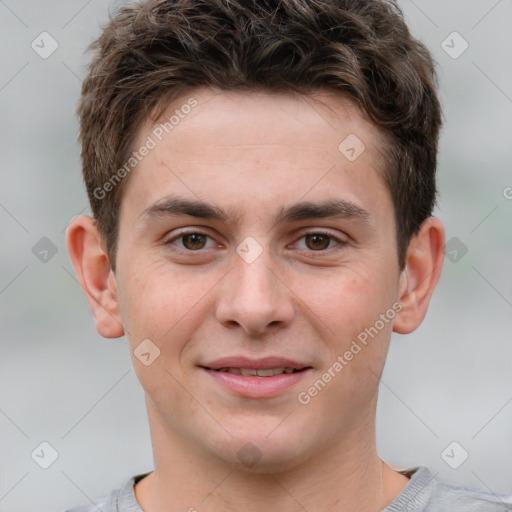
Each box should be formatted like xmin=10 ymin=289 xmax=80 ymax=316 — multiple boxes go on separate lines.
xmin=64 ymin=466 xmax=512 ymax=512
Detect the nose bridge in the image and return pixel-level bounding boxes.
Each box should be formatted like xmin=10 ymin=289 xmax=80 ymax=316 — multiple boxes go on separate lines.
xmin=215 ymin=239 xmax=294 ymax=334
xmin=236 ymin=246 xmax=276 ymax=301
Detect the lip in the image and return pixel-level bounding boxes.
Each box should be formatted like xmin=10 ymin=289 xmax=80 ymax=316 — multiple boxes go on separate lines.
xmin=199 ymin=356 xmax=312 ymax=399
xmin=202 ymin=356 xmax=310 ymax=370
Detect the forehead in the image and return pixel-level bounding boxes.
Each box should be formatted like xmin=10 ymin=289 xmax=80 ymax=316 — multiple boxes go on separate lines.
xmin=121 ymin=87 xmax=391 ymax=225
xmin=142 ymin=87 xmax=385 ymax=159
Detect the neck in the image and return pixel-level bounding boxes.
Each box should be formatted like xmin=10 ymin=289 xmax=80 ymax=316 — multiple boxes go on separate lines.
xmin=135 ymin=402 xmax=410 ymax=512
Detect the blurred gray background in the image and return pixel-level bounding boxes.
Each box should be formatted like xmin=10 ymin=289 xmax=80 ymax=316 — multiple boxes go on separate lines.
xmin=1 ymin=1 xmax=511 ymax=510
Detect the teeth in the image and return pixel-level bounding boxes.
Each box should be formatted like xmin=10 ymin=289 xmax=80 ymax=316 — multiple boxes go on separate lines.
xmin=215 ymin=367 xmax=298 ymax=376
xmin=256 ymin=368 xmax=275 ymax=377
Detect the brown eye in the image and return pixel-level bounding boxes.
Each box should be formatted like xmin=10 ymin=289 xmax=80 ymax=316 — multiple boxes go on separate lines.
xmin=181 ymin=233 xmax=208 ymax=250
xmin=304 ymin=233 xmax=332 ymax=250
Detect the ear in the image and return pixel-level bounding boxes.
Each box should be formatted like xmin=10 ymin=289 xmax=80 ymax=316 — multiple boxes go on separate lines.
xmin=393 ymin=217 xmax=445 ymax=334
xmin=65 ymin=215 xmax=124 ymax=338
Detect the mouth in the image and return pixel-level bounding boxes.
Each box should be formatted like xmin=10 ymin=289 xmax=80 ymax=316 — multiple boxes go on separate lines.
xmin=199 ymin=358 xmax=312 ymax=398
xmin=204 ymin=367 xmax=307 ymax=376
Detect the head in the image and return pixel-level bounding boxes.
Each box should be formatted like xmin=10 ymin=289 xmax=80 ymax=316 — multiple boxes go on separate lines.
xmin=67 ymin=0 xmax=444 ymax=472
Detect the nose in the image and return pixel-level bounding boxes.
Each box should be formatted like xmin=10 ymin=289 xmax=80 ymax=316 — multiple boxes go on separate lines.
xmin=214 ymin=242 xmax=295 ymax=336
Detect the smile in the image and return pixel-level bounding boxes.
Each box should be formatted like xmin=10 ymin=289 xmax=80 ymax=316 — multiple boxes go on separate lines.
xmin=208 ymin=367 xmax=304 ymax=376
xmin=201 ymin=361 xmax=312 ymax=398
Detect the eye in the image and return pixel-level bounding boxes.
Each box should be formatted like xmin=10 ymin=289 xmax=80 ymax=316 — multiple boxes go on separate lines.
xmin=164 ymin=229 xmax=346 ymax=255
xmin=165 ymin=230 xmax=217 ymax=251
xmin=294 ymin=231 xmax=345 ymax=252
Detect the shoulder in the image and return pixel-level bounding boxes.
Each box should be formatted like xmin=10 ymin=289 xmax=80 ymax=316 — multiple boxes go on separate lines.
xmin=63 ymin=486 xmax=118 ymax=512
xmin=62 ymin=472 xmax=149 ymax=512
xmin=387 ymin=466 xmax=512 ymax=512
xmin=427 ymin=475 xmax=512 ymax=511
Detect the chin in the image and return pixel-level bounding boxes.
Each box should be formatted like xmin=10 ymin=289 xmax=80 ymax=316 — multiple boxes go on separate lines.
xmin=208 ymin=430 xmax=315 ymax=475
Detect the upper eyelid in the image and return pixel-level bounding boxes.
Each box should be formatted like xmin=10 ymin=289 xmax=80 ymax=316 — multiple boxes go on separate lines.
xmin=165 ymin=228 xmax=218 ymax=243
xmin=165 ymin=228 xmax=346 ymax=250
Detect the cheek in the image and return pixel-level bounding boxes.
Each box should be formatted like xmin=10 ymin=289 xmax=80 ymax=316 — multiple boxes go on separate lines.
xmin=117 ymin=259 xmax=218 ymax=355
xmin=304 ymin=265 xmax=391 ymax=324
xmin=299 ymin=264 xmax=397 ymax=367
xmin=116 ymin=262 xmax=177 ymax=351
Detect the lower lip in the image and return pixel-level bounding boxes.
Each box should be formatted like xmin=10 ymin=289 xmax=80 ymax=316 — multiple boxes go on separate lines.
xmin=202 ymin=368 xmax=310 ymax=398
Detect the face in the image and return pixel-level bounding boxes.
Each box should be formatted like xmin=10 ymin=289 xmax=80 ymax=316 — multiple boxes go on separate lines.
xmin=114 ymin=88 xmax=403 ymax=471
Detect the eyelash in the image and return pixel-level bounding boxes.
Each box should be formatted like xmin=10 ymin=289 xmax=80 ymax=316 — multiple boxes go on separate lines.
xmin=164 ymin=229 xmax=346 ymax=255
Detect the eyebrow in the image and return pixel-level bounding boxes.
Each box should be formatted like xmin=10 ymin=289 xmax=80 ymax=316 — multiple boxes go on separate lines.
xmin=138 ymin=195 xmax=371 ymax=228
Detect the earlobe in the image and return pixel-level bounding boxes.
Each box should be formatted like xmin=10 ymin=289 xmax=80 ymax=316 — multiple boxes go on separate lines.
xmin=65 ymin=215 xmax=125 ymax=339
xmin=393 ymin=217 xmax=445 ymax=335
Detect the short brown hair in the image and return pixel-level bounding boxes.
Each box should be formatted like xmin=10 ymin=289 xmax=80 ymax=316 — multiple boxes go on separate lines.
xmin=77 ymin=0 xmax=442 ymax=270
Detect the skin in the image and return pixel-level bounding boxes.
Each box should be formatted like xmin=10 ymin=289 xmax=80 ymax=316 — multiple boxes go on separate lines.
xmin=67 ymin=87 xmax=445 ymax=512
